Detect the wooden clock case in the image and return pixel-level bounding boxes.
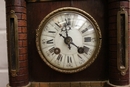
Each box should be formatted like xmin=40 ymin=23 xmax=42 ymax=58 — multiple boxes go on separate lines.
xmin=5 ymin=0 xmax=130 ymax=87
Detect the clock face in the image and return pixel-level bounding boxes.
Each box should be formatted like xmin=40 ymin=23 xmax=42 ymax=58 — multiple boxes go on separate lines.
xmin=36 ymin=7 xmax=102 ymax=73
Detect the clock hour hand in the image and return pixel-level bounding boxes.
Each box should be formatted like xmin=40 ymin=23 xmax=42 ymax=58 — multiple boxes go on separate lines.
xmin=59 ymin=33 xmax=65 ymax=39
xmin=59 ymin=33 xmax=71 ymax=49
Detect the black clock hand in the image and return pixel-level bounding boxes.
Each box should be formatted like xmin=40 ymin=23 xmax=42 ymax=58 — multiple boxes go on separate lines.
xmin=63 ymin=19 xmax=72 ymax=49
xmin=59 ymin=33 xmax=71 ymax=49
xmin=71 ymin=42 xmax=79 ymax=48
xmin=61 ymin=18 xmax=71 ymax=32
xmin=65 ymin=19 xmax=69 ymax=37
xmin=59 ymin=33 xmax=65 ymax=39
xmin=70 ymin=42 xmax=84 ymax=54
xmin=59 ymin=33 xmax=84 ymax=52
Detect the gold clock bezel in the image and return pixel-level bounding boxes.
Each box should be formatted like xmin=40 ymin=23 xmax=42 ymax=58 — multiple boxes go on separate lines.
xmin=36 ymin=7 xmax=102 ymax=73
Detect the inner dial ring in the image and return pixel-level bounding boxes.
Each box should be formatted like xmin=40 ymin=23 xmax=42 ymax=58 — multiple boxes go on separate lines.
xmin=36 ymin=7 xmax=102 ymax=73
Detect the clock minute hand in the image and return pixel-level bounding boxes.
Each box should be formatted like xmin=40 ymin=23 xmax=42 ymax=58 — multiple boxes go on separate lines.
xmin=59 ymin=33 xmax=84 ymax=52
xmin=71 ymin=42 xmax=79 ymax=48
xmin=70 ymin=42 xmax=84 ymax=54
xmin=61 ymin=18 xmax=71 ymax=32
xmin=65 ymin=19 xmax=68 ymax=37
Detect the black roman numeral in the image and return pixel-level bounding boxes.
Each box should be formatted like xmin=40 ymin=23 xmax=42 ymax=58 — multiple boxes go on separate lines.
xmin=49 ymin=47 xmax=55 ymax=53
xmin=65 ymin=56 xmax=73 ymax=68
xmin=78 ymin=54 xmax=82 ymax=59
xmin=48 ymin=31 xmax=56 ymax=33
xmin=84 ymin=37 xmax=91 ymax=42
xmin=65 ymin=18 xmax=71 ymax=25
xmin=57 ymin=54 xmax=63 ymax=62
xmin=81 ymin=28 xmax=88 ymax=33
xmin=67 ymin=56 xmax=72 ymax=63
xmin=55 ymin=22 xmax=61 ymax=28
xmin=46 ymin=47 xmax=55 ymax=56
xmin=47 ymin=39 xmax=53 ymax=44
xmin=84 ymin=46 xmax=90 ymax=54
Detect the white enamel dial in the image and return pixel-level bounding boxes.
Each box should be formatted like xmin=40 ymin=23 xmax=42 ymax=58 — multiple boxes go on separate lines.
xmin=36 ymin=7 xmax=102 ymax=73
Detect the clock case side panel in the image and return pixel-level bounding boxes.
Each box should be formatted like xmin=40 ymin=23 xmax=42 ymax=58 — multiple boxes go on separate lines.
xmin=108 ymin=0 xmax=130 ymax=86
xmin=6 ymin=0 xmax=30 ymax=87
xmin=27 ymin=0 xmax=109 ymax=82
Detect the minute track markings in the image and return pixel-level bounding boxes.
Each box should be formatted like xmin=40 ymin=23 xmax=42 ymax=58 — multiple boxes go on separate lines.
xmin=66 ymin=55 xmax=73 ymax=68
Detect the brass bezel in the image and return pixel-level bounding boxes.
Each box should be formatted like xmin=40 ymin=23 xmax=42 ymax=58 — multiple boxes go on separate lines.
xmin=36 ymin=7 xmax=102 ymax=73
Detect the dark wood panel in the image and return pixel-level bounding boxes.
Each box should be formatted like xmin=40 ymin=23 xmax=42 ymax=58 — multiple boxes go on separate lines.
xmin=27 ymin=0 xmax=108 ymax=82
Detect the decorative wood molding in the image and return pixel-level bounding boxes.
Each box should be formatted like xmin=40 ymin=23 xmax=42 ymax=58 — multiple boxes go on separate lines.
xmin=7 ymin=83 xmax=31 ymax=87
xmin=26 ymin=0 xmax=80 ymax=2
xmin=31 ymin=81 xmax=107 ymax=87
xmin=26 ymin=0 xmax=59 ymax=2
xmin=107 ymin=81 xmax=130 ymax=87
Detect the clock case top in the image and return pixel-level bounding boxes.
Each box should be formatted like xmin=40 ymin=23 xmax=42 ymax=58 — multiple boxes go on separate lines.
xmin=27 ymin=0 xmax=108 ymax=82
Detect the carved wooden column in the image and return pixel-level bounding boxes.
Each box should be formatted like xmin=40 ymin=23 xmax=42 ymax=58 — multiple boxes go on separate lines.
xmin=108 ymin=0 xmax=130 ymax=86
xmin=6 ymin=0 xmax=30 ymax=86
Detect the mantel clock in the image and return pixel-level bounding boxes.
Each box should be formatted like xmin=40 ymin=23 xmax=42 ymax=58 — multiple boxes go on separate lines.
xmin=36 ymin=7 xmax=102 ymax=73
xmin=5 ymin=0 xmax=130 ymax=87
